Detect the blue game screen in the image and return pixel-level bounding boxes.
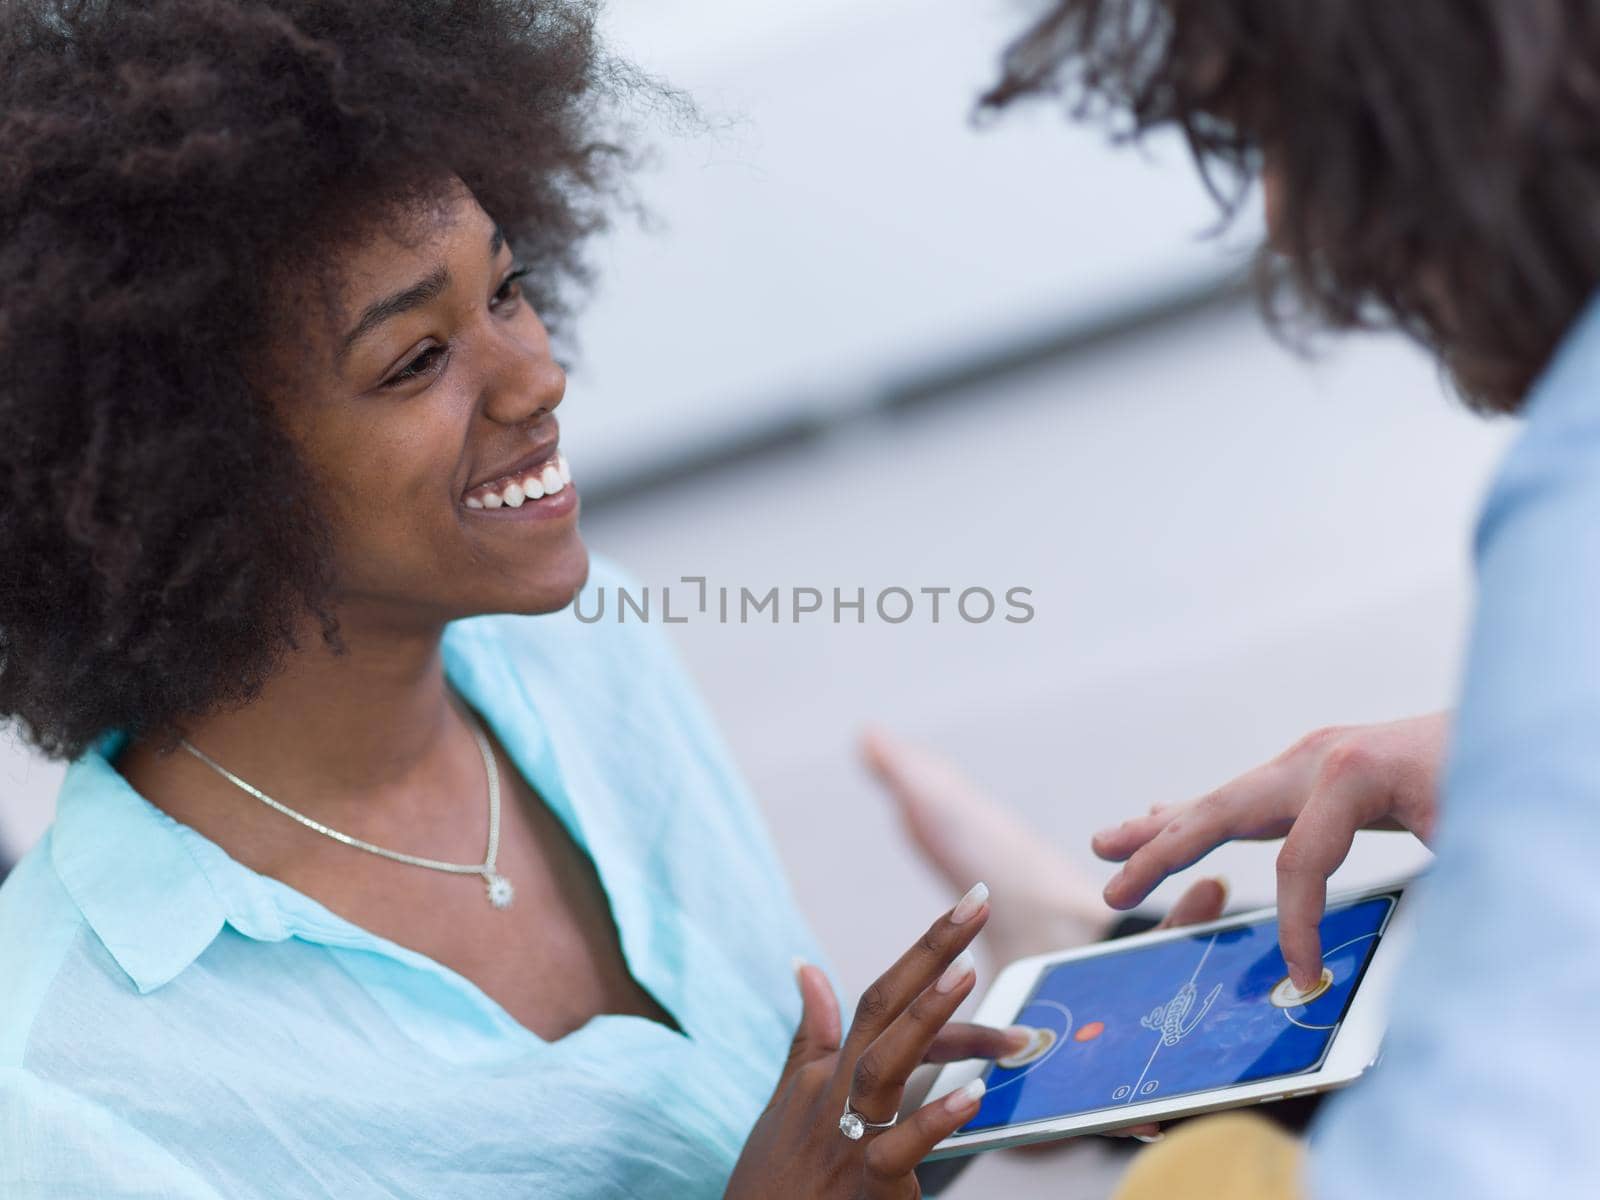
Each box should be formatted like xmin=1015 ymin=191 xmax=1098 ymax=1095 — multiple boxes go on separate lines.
xmin=962 ymin=893 xmax=1396 ymax=1132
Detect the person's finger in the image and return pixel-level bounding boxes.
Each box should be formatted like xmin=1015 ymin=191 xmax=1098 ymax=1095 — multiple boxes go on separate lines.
xmin=1101 ymin=770 xmax=1294 ymax=909
xmin=1090 ymin=804 xmax=1179 ymax=862
xmin=848 ymin=946 xmax=981 ymax=1123
xmin=839 ymin=883 xmax=991 ymax=1067
xmin=782 ymin=960 xmax=842 ymax=1076
xmin=861 ymin=1079 xmax=988 ymax=1191
xmin=1153 ymin=877 xmax=1230 ymax=930
xmin=923 ymin=1022 xmax=1035 ymax=1065
xmin=1275 ymin=791 xmax=1363 ymax=991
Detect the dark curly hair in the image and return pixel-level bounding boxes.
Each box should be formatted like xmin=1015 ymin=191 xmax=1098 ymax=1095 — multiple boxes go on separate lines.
xmin=983 ymin=1 xmax=1600 ymax=415
xmin=0 ymin=0 xmax=644 ymax=759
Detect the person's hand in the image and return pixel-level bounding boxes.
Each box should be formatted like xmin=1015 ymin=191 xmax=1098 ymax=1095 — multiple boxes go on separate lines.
xmin=856 ymin=726 xmax=1228 ymax=1144
xmin=1092 ymin=713 xmax=1447 ymax=991
xmin=726 ymin=884 xmax=1009 ymax=1199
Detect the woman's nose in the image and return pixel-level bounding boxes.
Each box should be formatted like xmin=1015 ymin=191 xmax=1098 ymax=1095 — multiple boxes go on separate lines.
xmin=482 ymin=342 xmax=566 ymax=427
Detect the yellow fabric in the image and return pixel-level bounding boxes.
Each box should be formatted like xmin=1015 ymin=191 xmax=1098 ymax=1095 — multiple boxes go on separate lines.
xmin=1110 ymin=1114 xmax=1305 ymax=1200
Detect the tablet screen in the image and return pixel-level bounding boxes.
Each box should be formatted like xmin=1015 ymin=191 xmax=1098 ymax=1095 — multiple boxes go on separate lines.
xmin=961 ymin=892 xmax=1397 ymax=1132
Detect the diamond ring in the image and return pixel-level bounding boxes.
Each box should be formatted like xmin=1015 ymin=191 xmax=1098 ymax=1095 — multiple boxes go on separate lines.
xmin=839 ymin=1097 xmax=898 ymax=1141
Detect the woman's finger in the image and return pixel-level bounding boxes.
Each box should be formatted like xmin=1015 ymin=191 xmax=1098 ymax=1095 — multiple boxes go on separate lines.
xmin=838 ymin=884 xmax=991 ymax=1069
xmin=861 ymin=1079 xmax=989 ymax=1192
xmin=847 ymin=946 xmax=986 ymax=1124
xmin=781 ymin=961 xmax=842 ymax=1077
xmin=923 ymin=1022 xmax=1034 ymax=1064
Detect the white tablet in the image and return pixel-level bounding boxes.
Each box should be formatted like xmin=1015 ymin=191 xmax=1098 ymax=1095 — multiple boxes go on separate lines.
xmin=924 ymin=877 xmax=1418 ymax=1160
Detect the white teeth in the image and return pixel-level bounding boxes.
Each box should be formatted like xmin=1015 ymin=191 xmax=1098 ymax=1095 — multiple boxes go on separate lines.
xmin=466 ymin=452 xmax=572 ymax=510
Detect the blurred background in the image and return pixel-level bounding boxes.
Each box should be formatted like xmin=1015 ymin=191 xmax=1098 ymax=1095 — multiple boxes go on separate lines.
xmin=0 ymin=1 xmax=1514 ymax=1194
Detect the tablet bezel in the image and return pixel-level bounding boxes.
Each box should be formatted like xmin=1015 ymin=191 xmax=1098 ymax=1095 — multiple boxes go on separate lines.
xmin=923 ymin=876 xmax=1418 ymax=1161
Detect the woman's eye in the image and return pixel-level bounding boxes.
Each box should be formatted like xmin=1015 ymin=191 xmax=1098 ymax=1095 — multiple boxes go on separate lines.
xmin=386 ymin=344 xmax=446 ymax=387
xmin=493 ymin=263 xmax=531 ymax=312
xmin=381 ymin=265 xmax=529 ymax=389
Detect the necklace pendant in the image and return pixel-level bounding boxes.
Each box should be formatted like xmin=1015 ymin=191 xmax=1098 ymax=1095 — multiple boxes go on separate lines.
xmin=485 ymin=872 xmax=515 ymax=910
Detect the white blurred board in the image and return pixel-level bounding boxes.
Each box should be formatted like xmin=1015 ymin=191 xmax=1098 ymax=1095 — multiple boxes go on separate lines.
xmin=564 ymin=0 xmax=1262 ymax=484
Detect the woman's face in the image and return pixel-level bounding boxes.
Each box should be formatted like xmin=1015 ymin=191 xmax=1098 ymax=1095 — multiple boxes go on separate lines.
xmin=270 ymin=180 xmax=587 ymax=630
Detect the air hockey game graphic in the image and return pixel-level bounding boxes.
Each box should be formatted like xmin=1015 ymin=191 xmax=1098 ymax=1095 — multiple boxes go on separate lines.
xmin=962 ymin=894 xmax=1396 ymax=1132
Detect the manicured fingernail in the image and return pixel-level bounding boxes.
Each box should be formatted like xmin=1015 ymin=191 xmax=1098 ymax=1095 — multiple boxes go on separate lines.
xmin=936 ymin=949 xmax=977 ymax=993
xmin=1134 ymin=1132 xmax=1165 ymax=1144
xmin=945 ymin=1078 xmax=987 ymax=1113
xmin=951 ymin=881 xmax=989 ymax=924
xmin=1003 ymin=1025 xmax=1038 ymax=1053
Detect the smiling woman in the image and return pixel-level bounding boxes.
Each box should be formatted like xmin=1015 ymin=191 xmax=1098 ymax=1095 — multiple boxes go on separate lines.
xmin=0 ymin=0 xmax=633 ymax=759
xmin=0 ymin=3 xmax=1031 ymax=1197
xmin=263 ymin=187 xmax=591 ymax=632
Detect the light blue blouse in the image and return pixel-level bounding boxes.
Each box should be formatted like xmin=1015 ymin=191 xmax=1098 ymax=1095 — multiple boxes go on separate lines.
xmin=1310 ymin=296 xmax=1600 ymax=1195
xmin=0 ymin=557 xmax=824 ymax=1198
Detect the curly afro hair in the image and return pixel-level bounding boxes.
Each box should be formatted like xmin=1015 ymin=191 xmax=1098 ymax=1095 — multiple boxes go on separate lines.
xmin=984 ymin=1 xmax=1600 ymax=414
xmin=0 ymin=0 xmax=644 ymax=759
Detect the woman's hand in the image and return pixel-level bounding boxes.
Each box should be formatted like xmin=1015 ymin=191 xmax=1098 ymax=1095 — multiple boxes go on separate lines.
xmin=1092 ymin=713 xmax=1447 ymax=990
xmin=726 ymin=884 xmax=1000 ymax=1199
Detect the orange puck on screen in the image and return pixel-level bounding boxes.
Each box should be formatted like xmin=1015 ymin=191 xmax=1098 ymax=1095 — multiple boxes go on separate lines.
xmin=1073 ymin=1021 xmax=1106 ymax=1043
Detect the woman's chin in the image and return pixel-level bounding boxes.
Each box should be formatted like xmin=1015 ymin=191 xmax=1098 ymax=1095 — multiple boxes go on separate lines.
xmin=498 ymin=540 xmax=591 ymax=617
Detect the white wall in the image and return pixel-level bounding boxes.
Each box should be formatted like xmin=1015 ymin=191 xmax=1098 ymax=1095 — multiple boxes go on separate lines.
xmin=567 ymin=0 xmax=1259 ymax=487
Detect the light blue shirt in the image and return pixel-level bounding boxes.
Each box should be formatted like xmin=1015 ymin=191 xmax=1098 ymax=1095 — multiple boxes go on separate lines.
xmin=1311 ymin=300 xmax=1600 ymax=1196
xmin=0 ymin=558 xmax=823 ymax=1198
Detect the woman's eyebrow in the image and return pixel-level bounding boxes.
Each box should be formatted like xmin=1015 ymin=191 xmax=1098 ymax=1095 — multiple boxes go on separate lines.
xmin=337 ymin=224 xmax=507 ymax=366
xmin=338 ymin=264 xmax=450 ymax=366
